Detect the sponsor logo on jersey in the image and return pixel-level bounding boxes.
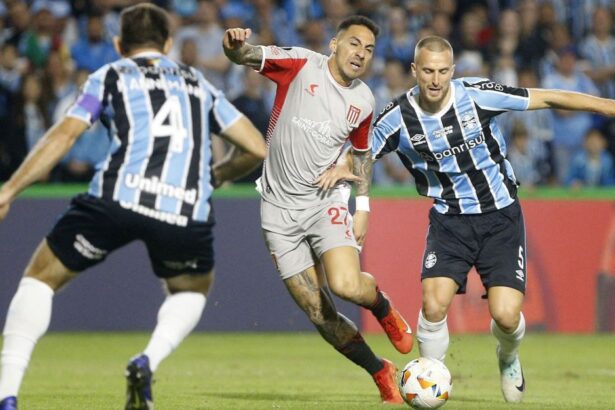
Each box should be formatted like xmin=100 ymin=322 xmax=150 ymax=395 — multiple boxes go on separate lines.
xmin=432 ymin=125 xmax=453 ymax=139
xmin=425 ymin=251 xmax=437 ymax=269
xmin=473 ymin=81 xmax=504 ymax=92
xmin=73 ymin=234 xmax=107 ymax=260
xmin=117 ymin=65 xmax=197 ymax=82
xmin=305 ymin=83 xmax=319 ymax=96
xmin=125 ymin=174 xmax=197 ymax=205
xmin=119 ymin=201 xmax=189 ymax=226
xmin=118 ymin=76 xmax=203 ymax=98
xmin=419 ymin=133 xmax=485 ymax=162
xmin=291 ymin=116 xmax=336 ymax=146
xmin=346 ymin=105 xmax=361 ymax=125
xmin=410 ymin=133 xmax=426 ymax=146
xmin=460 ymin=111 xmax=479 ymax=130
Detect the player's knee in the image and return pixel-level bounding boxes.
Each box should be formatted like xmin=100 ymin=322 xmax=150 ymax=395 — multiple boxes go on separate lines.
xmin=491 ymin=308 xmax=520 ymax=333
xmin=165 ymin=272 xmax=214 ymax=295
xmin=328 ymin=274 xmax=361 ymax=301
xmin=422 ymin=299 xmax=448 ymax=322
xmin=24 ymin=262 xmax=74 ymax=291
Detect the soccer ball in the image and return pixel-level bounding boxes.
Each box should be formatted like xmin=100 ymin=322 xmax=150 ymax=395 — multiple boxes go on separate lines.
xmin=399 ymin=357 xmax=452 ymax=409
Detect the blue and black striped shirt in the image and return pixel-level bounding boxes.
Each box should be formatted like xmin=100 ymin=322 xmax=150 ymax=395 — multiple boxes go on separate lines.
xmin=372 ymin=78 xmax=530 ymax=214
xmin=67 ymin=52 xmax=242 ymax=225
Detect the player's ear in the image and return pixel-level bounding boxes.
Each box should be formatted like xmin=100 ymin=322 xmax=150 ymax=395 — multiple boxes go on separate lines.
xmin=450 ymin=63 xmax=456 ymax=77
xmin=113 ymin=36 xmax=123 ymax=56
xmin=163 ymin=37 xmax=173 ymax=54
xmin=329 ymin=37 xmax=337 ymax=55
xmin=410 ymin=62 xmax=417 ymax=78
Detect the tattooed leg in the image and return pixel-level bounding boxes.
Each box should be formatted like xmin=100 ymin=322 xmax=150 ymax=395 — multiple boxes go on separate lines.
xmin=284 ymin=267 xmax=357 ymax=346
xmin=284 ymin=267 xmax=383 ymax=374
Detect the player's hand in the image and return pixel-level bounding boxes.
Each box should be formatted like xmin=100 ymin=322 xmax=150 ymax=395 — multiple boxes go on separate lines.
xmin=353 ymin=210 xmax=369 ymax=246
xmin=314 ymin=164 xmax=363 ymax=190
xmin=223 ymin=28 xmax=252 ymax=50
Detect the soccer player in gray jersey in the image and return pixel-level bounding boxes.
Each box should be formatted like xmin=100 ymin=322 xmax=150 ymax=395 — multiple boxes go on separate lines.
xmin=223 ymin=16 xmax=413 ymax=404
xmin=0 ymin=5 xmax=266 ymax=410
xmin=325 ymin=36 xmax=615 ymax=404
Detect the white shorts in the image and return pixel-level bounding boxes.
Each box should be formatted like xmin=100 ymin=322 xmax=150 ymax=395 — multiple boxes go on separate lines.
xmin=261 ymin=199 xmax=360 ymax=279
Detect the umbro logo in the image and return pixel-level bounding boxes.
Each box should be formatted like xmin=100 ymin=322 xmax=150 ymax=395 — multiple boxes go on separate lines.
xmin=305 ymin=83 xmax=319 ymax=96
xmin=410 ymin=133 xmax=426 ymax=145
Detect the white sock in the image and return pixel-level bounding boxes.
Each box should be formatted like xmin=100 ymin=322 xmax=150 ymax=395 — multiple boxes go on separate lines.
xmin=491 ymin=312 xmax=525 ymax=364
xmin=0 ymin=278 xmax=54 ymax=400
xmin=417 ymin=310 xmax=449 ymax=362
xmin=142 ymin=292 xmax=206 ymax=372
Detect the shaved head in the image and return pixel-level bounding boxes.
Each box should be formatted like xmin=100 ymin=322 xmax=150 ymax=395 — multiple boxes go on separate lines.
xmin=414 ymin=36 xmax=454 ymax=60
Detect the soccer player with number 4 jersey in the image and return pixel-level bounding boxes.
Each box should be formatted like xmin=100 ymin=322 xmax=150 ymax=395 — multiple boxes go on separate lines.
xmin=325 ymin=35 xmax=615 ymax=404
xmin=0 ymin=5 xmax=266 ymax=410
xmin=223 ymin=16 xmax=413 ymax=404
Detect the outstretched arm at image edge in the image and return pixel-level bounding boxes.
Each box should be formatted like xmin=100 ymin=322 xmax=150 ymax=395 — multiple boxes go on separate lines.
xmin=528 ymin=88 xmax=615 ymax=116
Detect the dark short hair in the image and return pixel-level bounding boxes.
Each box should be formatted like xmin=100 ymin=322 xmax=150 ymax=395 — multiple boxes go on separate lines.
xmin=336 ymin=15 xmax=380 ymax=38
xmin=119 ymin=3 xmax=170 ymax=54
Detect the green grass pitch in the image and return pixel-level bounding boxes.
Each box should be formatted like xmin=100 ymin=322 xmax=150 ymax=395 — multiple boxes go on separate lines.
xmin=11 ymin=332 xmax=615 ymax=409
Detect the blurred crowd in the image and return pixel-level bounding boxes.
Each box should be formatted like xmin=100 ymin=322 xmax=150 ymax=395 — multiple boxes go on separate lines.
xmin=0 ymin=0 xmax=614 ymax=189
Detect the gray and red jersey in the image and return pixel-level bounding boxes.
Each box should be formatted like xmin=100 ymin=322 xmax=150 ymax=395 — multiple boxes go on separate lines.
xmin=256 ymin=46 xmax=374 ymax=209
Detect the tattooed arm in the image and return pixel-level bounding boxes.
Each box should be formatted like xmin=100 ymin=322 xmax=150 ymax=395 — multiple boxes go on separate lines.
xmin=222 ymin=28 xmax=264 ymax=69
xmin=352 ymin=149 xmax=373 ymax=246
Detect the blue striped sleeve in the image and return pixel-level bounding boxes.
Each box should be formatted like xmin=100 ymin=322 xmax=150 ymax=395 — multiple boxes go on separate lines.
xmin=210 ymin=89 xmax=242 ymax=133
xmin=66 ymin=65 xmax=109 ymax=125
xmin=197 ymin=70 xmax=242 ymax=134
xmin=371 ymin=101 xmax=402 ymax=160
xmin=463 ymin=78 xmax=529 ymax=113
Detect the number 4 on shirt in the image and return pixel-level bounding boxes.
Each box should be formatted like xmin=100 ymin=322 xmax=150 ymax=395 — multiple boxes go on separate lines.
xmin=151 ymin=95 xmax=187 ymax=153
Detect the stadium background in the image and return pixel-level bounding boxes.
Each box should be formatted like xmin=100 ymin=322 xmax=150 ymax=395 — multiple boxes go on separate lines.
xmin=0 ymin=0 xmax=615 ymax=335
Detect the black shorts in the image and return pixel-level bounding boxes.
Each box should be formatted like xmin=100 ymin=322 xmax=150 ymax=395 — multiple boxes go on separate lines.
xmin=46 ymin=194 xmax=215 ymax=278
xmin=421 ymin=200 xmax=527 ymax=294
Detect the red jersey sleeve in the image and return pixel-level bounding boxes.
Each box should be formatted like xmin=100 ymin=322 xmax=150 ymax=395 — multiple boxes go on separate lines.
xmin=258 ymin=46 xmax=309 ymax=86
xmin=349 ymin=113 xmax=372 ymax=151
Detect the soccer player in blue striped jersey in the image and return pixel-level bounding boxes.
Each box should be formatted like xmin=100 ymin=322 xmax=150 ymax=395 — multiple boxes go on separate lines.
xmin=321 ymin=35 xmax=615 ymax=404
xmin=0 ymin=4 xmax=266 ymax=410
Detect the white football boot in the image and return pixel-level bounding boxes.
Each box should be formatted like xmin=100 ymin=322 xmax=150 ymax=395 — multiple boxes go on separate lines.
xmin=497 ymin=345 xmax=525 ymax=403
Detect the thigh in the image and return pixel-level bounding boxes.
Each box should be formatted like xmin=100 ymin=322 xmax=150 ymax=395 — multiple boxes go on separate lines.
xmin=143 ymin=219 xmax=215 ymax=278
xmin=421 ymin=209 xmax=475 ymax=294
xmin=475 ymin=201 xmax=527 ymax=294
xmin=261 ymin=200 xmax=314 ymax=279
xmin=46 ymin=194 xmax=133 ymax=272
xmin=306 ymin=202 xmax=360 ymax=258
xmin=263 ymin=228 xmax=314 ymax=279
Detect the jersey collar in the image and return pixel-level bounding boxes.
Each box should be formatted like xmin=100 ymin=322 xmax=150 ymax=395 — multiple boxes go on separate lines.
xmin=407 ymin=81 xmax=456 ymax=118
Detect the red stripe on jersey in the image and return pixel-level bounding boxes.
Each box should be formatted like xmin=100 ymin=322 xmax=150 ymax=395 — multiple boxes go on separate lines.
xmin=349 ymin=113 xmax=372 ymax=150
xmin=265 ymin=83 xmax=289 ymax=145
xmin=261 ymin=57 xmax=308 ymax=145
xmin=261 ymin=58 xmax=308 ymax=86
